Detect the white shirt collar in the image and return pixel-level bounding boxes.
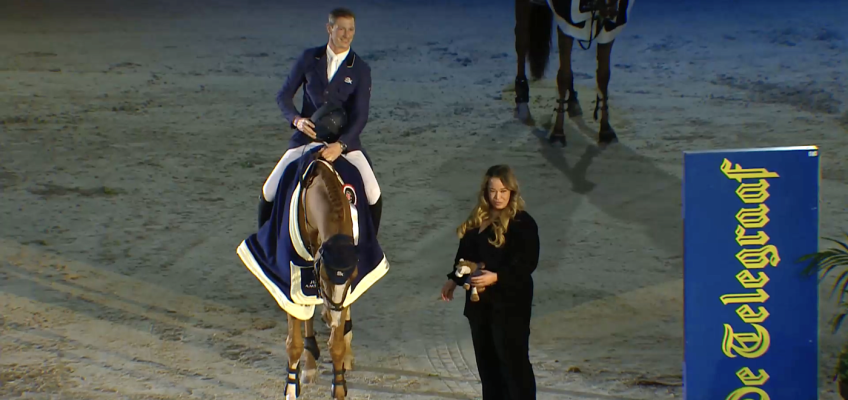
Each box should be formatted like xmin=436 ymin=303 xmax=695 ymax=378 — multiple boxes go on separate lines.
xmin=326 ymin=45 xmax=350 ymax=64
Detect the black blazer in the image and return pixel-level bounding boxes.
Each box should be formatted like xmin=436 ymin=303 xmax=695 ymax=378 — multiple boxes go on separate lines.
xmin=448 ymin=210 xmax=540 ymax=317
xmin=276 ymin=45 xmax=372 ymax=152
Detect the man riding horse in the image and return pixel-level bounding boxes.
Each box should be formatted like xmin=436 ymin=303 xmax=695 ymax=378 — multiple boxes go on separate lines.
xmin=259 ymin=7 xmax=383 ymax=235
xmin=237 ymin=8 xmax=390 ymax=400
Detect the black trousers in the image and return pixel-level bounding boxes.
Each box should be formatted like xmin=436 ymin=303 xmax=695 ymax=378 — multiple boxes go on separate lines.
xmin=467 ymin=307 xmax=536 ymax=400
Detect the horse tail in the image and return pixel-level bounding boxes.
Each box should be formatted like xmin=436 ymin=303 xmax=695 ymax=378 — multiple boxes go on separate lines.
xmin=527 ymin=2 xmax=553 ymax=80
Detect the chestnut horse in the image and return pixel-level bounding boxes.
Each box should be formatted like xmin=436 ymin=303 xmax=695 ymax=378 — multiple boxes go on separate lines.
xmin=285 ymin=157 xmax=358 ymax=400
xmin=513 ymin=0 xmax=634 ymax=146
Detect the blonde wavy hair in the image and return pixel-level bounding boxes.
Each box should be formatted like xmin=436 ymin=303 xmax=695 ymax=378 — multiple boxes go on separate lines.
xmin=457 ymin=165 xmax=526 ymax=248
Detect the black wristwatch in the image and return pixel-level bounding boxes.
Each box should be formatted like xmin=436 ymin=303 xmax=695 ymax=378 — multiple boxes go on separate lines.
xmin=338 ymin=141 xmax=348 ymax=152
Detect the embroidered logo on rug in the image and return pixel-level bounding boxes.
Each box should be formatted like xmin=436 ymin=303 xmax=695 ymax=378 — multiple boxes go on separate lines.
xmin=343 ymin=184 xmax=356 ymax=205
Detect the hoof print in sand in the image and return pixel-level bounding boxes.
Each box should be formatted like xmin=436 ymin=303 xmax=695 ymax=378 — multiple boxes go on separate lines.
xmin=28 ymin=184 xmax=127 ymax=199
xmin=220 ymin=343 xmax=272 ymax=364
xmin=714 ymin=74 xmax=841 ymax=114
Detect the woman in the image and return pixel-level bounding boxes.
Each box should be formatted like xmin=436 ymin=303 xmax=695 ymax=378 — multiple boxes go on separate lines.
xmin=440 ymin=164 xmax=540 ymax=400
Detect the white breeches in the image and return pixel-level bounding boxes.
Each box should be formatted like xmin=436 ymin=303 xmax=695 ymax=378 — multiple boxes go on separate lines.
xmin=262 ymin=143 xmax=382 ymax=205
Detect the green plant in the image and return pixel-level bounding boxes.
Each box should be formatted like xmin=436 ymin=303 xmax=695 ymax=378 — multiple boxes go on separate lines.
xmin=837 ymin=344 xmax=848 ymax=384
xmin=801 ymin=232 xmax=848 ymax=333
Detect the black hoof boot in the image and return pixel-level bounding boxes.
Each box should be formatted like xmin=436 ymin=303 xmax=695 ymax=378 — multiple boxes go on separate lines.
xmin=332 ymin=367 xmax=348 ymax=398
xmin=284 ymin=363 xmax=302 ymax=398
xmin=549 ymin=98 xmax=567 ymax=147
xmin=514 ymin=76 xmax=534 ymax=124
xmin=304 ymin=335 xmax=320 ymax=361
xmin=593 ymin=95 xmax=618 ymax=146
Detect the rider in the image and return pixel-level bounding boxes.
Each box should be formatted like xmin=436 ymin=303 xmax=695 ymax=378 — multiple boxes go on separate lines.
xmin=258 ymin=7 xmax=383 ymax=235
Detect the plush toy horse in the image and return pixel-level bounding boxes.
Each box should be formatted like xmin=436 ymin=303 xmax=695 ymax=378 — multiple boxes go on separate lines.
xmin=454 ymin=259 xmax=486 ymax=302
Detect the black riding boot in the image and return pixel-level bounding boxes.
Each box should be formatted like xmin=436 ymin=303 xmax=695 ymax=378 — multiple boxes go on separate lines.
xmin=369 ymin=196 xmax=383 ymax=235
xmin=257 ymin=194 xmax=274 ymax=230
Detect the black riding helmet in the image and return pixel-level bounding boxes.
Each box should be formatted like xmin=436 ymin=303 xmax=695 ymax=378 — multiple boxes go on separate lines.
xmin=309 ymin=102 xmax=347 ymax=143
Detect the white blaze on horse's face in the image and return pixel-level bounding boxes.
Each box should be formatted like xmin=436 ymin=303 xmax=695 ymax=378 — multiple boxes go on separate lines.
xmin=487 ymin=177 xmax=511 ymax=211
xmin=326 ymin=285 xmax=346 ymax=327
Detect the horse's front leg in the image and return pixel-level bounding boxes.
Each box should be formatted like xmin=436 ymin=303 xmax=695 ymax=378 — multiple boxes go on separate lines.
xmin=285 ymin=314 xmax=305 ymax=400
xmin=328 ymin=307 xmax=349 ymax=399
xmin=594 ymin=40 xmax=619 ymax=145
xmin=343 ymin=307 xmax=354 ymax=371
xmin=550 ymin=29 xmax=577 ymax=146
xmin=514 ymin=0 xmax=533 ymax=124
xmin=302 ymin=315 xmax=320 ymax=386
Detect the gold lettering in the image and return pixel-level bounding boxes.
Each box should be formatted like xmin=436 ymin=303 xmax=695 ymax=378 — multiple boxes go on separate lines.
xmin=722 ymin=323 xmax=770 ymax=358
xmin=735 ymin=245 xmax=781 ymax=269
xmin=736 ymin=367 xmax=770 ymax=386
xmin=721 ymin=159 xmax=780 ymax=182
xmin=735 ymin=270 xmax=770 ymax=289
xmin=735 ymin=226 xmax=770 ymax=246
xmin=720 ymin=289 xmax=769 ymax=305
xmin=735 ymin=204 xmax=770 ymax=229
xmin=720 ymin=160 xmax=777 ymax=400
xmin=725 ymin=387 xmax=770 ymax=400
xmin=735 ymin=179 xmax=771 ymax=203
xmin=735 ymin=305 xmax=769 ymax=324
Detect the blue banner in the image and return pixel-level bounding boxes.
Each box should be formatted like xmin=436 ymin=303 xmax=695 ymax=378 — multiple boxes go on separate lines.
xmin=682 ymin=146 xmax=820 ymax=400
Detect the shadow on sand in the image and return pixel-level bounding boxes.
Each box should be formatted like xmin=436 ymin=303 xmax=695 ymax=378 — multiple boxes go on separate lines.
xmin=427 ymin=110 xmax=684 ymax=316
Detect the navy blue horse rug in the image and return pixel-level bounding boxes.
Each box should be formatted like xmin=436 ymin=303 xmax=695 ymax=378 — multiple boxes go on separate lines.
xmin=236 ymin=147 xmax=389 ymax=321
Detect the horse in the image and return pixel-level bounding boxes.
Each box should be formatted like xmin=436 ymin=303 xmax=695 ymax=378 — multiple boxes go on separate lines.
xmin=285 ymin=155 xmax=358 ymax=400
xmin=237 ymin=145 xmax=391 ymax=400
xmin=513 ymin=0 xmax=634 ymax=147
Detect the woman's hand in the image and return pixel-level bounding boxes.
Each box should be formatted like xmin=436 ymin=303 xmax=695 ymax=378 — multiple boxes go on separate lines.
xmin=441 ymin=280 xmax=458 ymax=301
xmin=471 ymin=270 xmax=498 ymax=288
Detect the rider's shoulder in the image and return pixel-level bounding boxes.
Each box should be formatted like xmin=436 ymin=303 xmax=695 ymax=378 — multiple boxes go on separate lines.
xmin=350 ymin=50 xmax=371 ymax=73
xmin=296 ymin=45 xmax=327 ymax=63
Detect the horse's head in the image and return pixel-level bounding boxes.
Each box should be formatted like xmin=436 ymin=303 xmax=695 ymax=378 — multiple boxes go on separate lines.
xmin=314 ymin=233 xmax=359 ymax=312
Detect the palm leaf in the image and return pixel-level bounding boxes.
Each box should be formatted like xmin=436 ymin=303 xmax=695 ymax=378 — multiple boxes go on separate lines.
xmin=798 ymin=232 xmax=848 ymax=333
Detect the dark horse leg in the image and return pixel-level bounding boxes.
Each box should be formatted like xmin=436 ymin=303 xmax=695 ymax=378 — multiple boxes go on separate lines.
xmin=514 ymin=0 xmax=533 ymax=124
xmin=594 ymin=40 xmax=619 ymax=145
xmin=515 ymin=0 xmax=554 ymax=125
xmin=549 ymin=28 xmax=583 ymax=146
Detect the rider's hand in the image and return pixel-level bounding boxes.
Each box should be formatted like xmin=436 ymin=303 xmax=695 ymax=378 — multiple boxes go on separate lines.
xmin=294 ymin=117 xmax=317 ymax=139
xmin=441 ymin=280 xmax=457 ymax=301
xmin=320 ymin=142 xmax=343 ymax=162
